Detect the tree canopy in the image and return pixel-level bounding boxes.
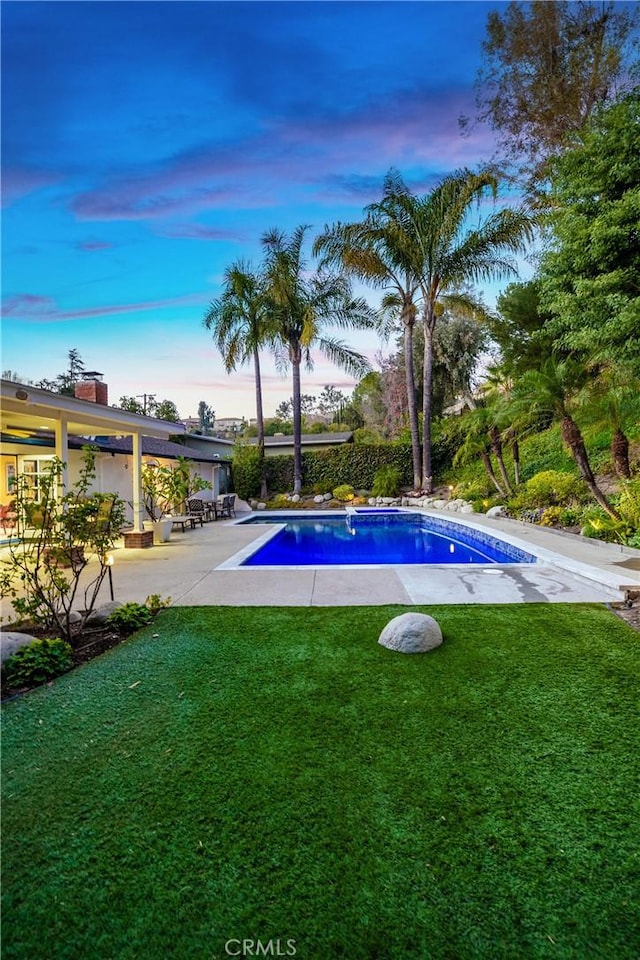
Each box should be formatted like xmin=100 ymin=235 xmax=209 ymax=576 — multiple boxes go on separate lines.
xmin=470 ymin=0 xmax=639 ymax=192
xmin=540 ymin=90 xmax=640 ymax=371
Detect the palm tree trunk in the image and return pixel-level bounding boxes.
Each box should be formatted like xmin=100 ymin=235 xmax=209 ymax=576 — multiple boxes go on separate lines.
xmin=291 ymin=344 xmax=303 ymax=495
xmin=253 ymin=347 xmax=268 ymax=499
xmin=512 ymin=435 xmax=521 ymax=487
xmin=421 ymin=309 xmax=435 ymax=493
xmin=480 ymin=451 xmax=506 ymax=497
xmin=403 ymin=309 xmax=421 ymax=490
xmin=489 ymin=426 xmax=513 ymax=495
xmin=612 ymin=428 xmax=631 ymax=479
xmin=561 ymin=416 xmax=620 ymax=520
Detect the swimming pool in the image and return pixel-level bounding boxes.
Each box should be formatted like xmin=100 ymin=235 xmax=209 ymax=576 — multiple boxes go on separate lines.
xmin=237 ymin=511 xmax=536 ymax=567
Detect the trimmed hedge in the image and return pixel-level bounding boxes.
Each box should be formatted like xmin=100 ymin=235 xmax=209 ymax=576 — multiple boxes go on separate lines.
xmin=263 ymin=441 xmax=451 ymax=494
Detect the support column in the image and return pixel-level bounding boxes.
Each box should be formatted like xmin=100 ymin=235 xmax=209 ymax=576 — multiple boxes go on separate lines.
xmin=54 ymin=416 xmax=69 ymax=495
xmin=132 ymin=432 xmax=143 ymax=532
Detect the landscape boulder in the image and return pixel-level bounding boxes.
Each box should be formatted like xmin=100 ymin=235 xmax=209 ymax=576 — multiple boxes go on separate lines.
xmin=378 ymin=613 xmax=443 ymax=654
xmin=1 ymin=632 xmax=37 ymax=664
xmin=486 ymin=505 xmax=507 ymax=518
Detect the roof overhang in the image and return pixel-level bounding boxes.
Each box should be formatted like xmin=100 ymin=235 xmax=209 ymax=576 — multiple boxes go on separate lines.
xmin=1 ymin=380 xmax=185 ymax=441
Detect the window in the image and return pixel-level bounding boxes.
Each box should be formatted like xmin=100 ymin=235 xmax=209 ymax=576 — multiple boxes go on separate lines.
xmin=19 ymin=458 xmax=55 ymax=502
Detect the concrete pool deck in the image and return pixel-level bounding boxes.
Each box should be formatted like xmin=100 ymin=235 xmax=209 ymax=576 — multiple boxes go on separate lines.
xmin=3 ymin=504 xmax=636 ymax=615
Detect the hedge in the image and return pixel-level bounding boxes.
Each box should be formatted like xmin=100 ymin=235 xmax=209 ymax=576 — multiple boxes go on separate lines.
xmin=262 ymin=440 xmax=452 ymax=494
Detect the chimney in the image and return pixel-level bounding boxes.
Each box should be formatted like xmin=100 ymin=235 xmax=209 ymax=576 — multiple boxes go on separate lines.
xmin=75 ymin=371 xmax=108 ymax=405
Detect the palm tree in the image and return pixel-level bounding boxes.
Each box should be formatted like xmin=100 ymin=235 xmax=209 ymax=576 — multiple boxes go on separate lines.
xmin=314 ymin=174 xmax=423 ymax=489
xmin=393 ymin=169 xmax=534 ymax=493
xmin=262 ymin=225 xmax=374 ymax=494
xmin=579 ymin=363 xmax=638 ymax=480
xmin=453 ymin=407 xmax=508 ymax=497
xmin=511 ymin=358 xmax=620 ymax=519
xmin=203 ymin=261 xmax=273 ymax=462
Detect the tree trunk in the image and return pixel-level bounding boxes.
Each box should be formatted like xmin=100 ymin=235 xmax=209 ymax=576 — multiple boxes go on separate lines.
xmin=403 ymin=308 xmax=422 ymax=490
xmin=489 ymin=426 xmax=513 ymax=495
xmin=421 ymin=309 xmax=435 ymax=493
xmin=253 ymin=347 xmax=268 ymax=499
xmin=291 ymin=345 xmax=303 ymax=495
xmin=480 ymin=451 xmax=506 ymax=497
xmin=612 ymin=428 xmax=631 ymax=479
xmin=512 ymin=435 xmax=521 ymax=487
xmin=561 ymin=416 xmax=620 ymax=520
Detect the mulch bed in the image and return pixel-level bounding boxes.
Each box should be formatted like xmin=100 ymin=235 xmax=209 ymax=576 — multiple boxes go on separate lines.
xmin=1 ymin=622 xmax=128 ymax=701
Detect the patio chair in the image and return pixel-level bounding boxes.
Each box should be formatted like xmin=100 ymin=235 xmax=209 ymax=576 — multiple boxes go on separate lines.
xmin=185 ymin=498 xmax=206 ymax=526
xmin=218 ymin=494 xmax=236 ymax=519
xmin=0 ymin=502 xmax=17 ymax=535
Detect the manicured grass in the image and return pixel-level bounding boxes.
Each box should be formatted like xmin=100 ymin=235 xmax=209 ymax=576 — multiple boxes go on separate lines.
xmin=2 ymin=605 xmax=639 ymax=960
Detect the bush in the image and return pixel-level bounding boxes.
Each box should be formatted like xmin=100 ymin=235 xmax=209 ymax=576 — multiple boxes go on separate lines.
xmin=372 ymin=465 xmax=401 ymax=498
xmin=3 ymin=638 xmax=73 ymax=689
xmin=332 ymin=484 xmax=355 ymax=502
xmin=524 ymin=470 xmax=585 ymax=507
xmin=232 ymin=442 xmax=264 ymax=501
xmin=107 ymin=602 xmax=153 ymax=635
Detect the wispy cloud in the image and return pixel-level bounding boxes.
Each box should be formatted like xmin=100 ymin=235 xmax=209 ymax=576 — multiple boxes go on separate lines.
xmin=1 ymin=291 xmax=209 ymax=323
xmin=75 ymin=239 xmax=115 ymax=252
xmin=66 ymin=86 xmax=495 ymax=223
xmin=155 ymin=223 xmax=247 ymax=242
xmin=1 ymin=166 xmax=61 ymax=206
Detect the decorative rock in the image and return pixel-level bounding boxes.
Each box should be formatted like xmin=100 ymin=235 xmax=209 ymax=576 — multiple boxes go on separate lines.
xmin=250 ymin=500 xmax=258 ymax=510
xmin=1 ymin=632 xmax=37 ymax=663
xmin=323 ymin=493 xmax=333 ymax=501
xmin=257 ymin=502 xmax=267 ymax=510
xmin=85 ymin=601 xmax=122 ymax=625
xmin=313 ymin=495 xmax=325 ymax=503
xmin=486 ymin=505 xmax=507 ymax=518
xmin=378 ymin=613 xmax=443 ymax=654
xmin=291 ymin=494 xmax=300 ymax=503
xmin=460 ymin=503 xmax=475 ymax=513
xmin=432 ymin=499 xmax=447 ymax=509
xmin=368 ymin=498 xmax=377 ymax=505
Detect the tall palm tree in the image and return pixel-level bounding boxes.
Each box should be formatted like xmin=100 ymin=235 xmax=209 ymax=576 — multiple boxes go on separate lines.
xmin=511 ymin=358 xmax=620 ymax=519
xmin=262 ymin=225 xmax=374 ymax=494
xmin=389 ymin=169 xmax=535 ymax=492
xmin=314 ymin=174 xmax=423 ymax=489
xmin=203 ymin=261 xmax=273 ymax=461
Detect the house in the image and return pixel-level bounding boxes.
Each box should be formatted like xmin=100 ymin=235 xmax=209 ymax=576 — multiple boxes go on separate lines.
xmin=248 ymin=432 xmax=354 ymax=457
xmin=0 ymin=376 xmax=230 ymax=542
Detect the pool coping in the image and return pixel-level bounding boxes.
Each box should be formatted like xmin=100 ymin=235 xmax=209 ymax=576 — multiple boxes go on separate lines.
xmin=216 ymin=508 xmax=639 ymax=600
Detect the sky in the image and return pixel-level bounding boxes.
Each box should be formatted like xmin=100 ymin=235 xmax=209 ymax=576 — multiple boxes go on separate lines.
xmin=1 ymin=0 xmax=512 ymax=421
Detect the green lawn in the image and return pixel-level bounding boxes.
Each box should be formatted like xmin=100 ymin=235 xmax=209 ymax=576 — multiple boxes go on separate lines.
xmin=2 ymin=605 xmax=639 ymax=960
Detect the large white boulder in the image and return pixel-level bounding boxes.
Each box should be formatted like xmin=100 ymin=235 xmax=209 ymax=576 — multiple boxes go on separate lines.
xmin=378 ymin=613 xmax=443 ymax=654
xmin=486 ymin=505 xmax=507 ymax=518
xmin=1 ymin=632 xmax=37 ymax=663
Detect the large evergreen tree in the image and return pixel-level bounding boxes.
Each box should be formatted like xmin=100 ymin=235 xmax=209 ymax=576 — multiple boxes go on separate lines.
xmin=540 ymin=90 xmax=640 ymax=372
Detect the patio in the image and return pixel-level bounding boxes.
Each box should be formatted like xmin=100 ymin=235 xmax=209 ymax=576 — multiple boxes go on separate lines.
xmin=3 ymin=505 xmax=634 ymax=615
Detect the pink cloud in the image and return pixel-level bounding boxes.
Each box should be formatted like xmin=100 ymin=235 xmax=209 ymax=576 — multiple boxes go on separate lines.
xmin=66 ymin=87 xmax=497 ymax=223
xmin=76 ymin=239 xmax=114 ymax=251
xmin=156 ymin=223 xmax=246 ymax=242
xmin=1 ymin=167 xmax=61 ymax=207
xmin=1 ymin=291 xmax=210 ymax=323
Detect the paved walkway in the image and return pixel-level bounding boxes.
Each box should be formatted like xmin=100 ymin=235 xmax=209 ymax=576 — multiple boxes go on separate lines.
xmin=3 ymin=505 xmax=633 ymax=613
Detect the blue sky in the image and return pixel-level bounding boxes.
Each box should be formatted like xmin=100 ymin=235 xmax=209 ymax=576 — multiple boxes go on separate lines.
xmin=2 ymin=0 xmax=509 ymax=420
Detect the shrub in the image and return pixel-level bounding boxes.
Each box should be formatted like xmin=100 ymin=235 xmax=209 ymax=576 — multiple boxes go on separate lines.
xmin=332 ymin=484 xmax=355 ymax=502
xmin=107 ymin=602 xmax=153 ymax=635
xmin=144 ymin=594 xmax=171 ymax=615
xmin=3 ymin=638 xmax=73 ymax=689
xmin=524 ymin=470 xmax=584 ymax=507
xmin=231 ymin=442 xmax=264 ymax=501
xmin=372 ymin=465 xmax=401 ymax=498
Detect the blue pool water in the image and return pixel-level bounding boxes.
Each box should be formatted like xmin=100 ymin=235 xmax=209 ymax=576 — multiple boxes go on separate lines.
xmin=240 ymin=512 xmax=535 ymax=566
